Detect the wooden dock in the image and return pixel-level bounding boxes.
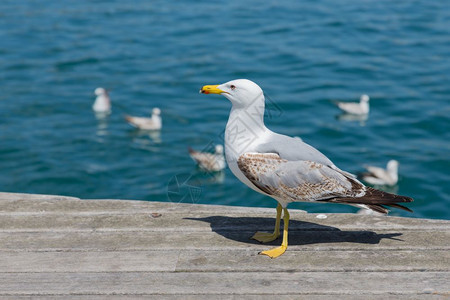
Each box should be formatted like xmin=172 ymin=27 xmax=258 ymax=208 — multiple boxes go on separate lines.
xmin=0 ymin=192 xmax=449 ymax=298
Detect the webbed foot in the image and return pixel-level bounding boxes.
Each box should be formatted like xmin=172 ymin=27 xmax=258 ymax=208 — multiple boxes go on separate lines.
xmin=259 ymin=245 xmax=287 ymax=258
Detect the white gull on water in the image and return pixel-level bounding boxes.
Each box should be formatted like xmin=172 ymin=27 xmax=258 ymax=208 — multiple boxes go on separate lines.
xmin=125 ymin=108 xmax=162 ymax=131
xmin=92 ymin=87 xmax=111 ymax=115
xmin=360 ymin=160 xmax=399 ymax=186
xmin=335 ymin=94 xmax=370 ymax=115
xmin=200 ymin=79 xmax=412 ymax=258
xmin=189 ymin=144 xmax=226 ymax=172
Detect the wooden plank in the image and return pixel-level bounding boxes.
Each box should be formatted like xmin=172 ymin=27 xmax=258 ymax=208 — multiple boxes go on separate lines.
xmin=0 ymin=251 xmax=179 ymax=272
xmin=0 ymin=212 xmax=448 ymax=232
xmin=0 ymin=272 xmax=447 ymax=296
xmin=1 ymin=193 xmax=447 ymax=232
xmin=0 ymin=192 xmax=276 ymax=214
xmin=0 ymin=192 xmax=80 ymax=202
xmin=175 ymin=249 xmax=449 ymax=272
xmin=0 ymin=296 xmax=445 ymax=300
xmin=0 ymin=230 xmax=448 ymax=251
xmin=0 ymin=249 xmax=447 ymax=273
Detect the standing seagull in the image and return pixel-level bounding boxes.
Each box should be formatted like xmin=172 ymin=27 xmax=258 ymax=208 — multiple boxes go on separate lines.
xmin=92 ymin=87 xmax=111 ymax=115
xmin=335 ymin=94 xmax=370 ymax=115
xmin=125 ymin=108 xmax=162 ymax=131
xmin=360 ymin=160 xmax=399 ymax=186
xmin=188 ymin=144 xmax=226 ymax=172
xmin=200 ymin=79 xmax=412 ymax=258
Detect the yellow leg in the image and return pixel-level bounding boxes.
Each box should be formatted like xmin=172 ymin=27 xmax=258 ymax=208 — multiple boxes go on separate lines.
xmin=259 ymin=208 xmax=289 ymax=258
xmin=251 ymin=203 xmax=282 ymax=243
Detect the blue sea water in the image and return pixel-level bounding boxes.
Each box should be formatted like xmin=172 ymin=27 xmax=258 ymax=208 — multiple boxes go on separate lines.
xmin=0 ymin=0 xmax=449 ymax=219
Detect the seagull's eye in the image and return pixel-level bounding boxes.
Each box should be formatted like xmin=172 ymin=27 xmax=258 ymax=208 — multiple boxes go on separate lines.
xmin=230 ymin=85 xmax=236 ymax=90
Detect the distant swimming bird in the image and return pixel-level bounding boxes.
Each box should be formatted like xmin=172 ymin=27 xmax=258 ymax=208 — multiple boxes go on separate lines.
xmin=125 ymin=108 xmax=162 ymax=131
xmin=200 ymin=79 xmax=412 ymax=258
xmin=360 ymin=160 xmax=399 ymax=186
xmin=189 ymin=144 xmax=226 ymax=172
xmin=335 ymin=94 xmax=369 ymax=115
xmin=93 ymin=88 xmax=111 ymax=114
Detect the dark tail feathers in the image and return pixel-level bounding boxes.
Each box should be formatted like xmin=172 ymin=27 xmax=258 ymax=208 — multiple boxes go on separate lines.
xmin=321 ymin=187 xmax=413 ymax=214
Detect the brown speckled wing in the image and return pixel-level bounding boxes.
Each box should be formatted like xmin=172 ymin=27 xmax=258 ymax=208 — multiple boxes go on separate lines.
xmin=237 ymin=152 xmax=365 ymax=202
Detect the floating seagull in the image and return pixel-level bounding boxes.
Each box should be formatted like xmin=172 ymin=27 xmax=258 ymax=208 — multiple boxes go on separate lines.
xmin=125 ymin=108 xmax=162 ymax=131
xmin=200 ymin=79 xmax=412 ymax=258
xmin=335 ymin=94 xmax=369 ymax=115
xmin=189 ymin=144 xmax=226 ymax=172
xmin=93 ymin=87 xmax=111 ymax=115
xmin=360 ymin=160 xmax=399 ymax=186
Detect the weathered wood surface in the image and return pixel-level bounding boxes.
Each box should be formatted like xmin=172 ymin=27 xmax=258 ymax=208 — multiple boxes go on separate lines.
xmin=0 ymin=192 xmax=449 ymax=298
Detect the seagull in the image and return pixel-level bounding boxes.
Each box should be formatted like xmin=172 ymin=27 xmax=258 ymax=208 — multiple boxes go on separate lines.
xmin=189 ymin=144 xmax=226 ymax=172
xmin=335 ymin=94 xmax=369 ymax=115
xmin=200 ymin=79 xmax=412 ymax=258
xmin=360 ymin=160 xmax=399 ymax=186
xmin=125 ymin=108 xmax=162 ymax=131
xmin=92 ymin=87 xmax=111 ymax=115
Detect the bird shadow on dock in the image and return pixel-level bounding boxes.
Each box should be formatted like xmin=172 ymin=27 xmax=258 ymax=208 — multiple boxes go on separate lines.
xmin=184 ymin=216 xmax=403 ymax=246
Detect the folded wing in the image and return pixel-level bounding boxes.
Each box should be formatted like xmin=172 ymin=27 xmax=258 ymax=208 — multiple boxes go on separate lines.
xmin=237 ymin=152 xmax=365 ymax=201
xmin=237 ymin=152 xmax=412 ymax=213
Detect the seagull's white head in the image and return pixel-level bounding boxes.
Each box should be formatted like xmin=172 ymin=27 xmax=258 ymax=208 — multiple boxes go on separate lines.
xmin=387 ymin=160 xmax=399 ymax=173
xmin=95 ymin=87 xmax=107 ymax=96
xmin=214 ymin=144 xmax=224 ymax=154
xmin=200 ymin=79 xmax=264 ymax=108
xmin=360 ymin=94 xmax=370 ymax=103
xmin=152 ymin=107 xmax=161 ymax=115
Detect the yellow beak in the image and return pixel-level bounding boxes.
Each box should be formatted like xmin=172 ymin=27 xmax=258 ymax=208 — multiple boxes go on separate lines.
xmin=199 ymin=85 xmax=225 ymax=95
